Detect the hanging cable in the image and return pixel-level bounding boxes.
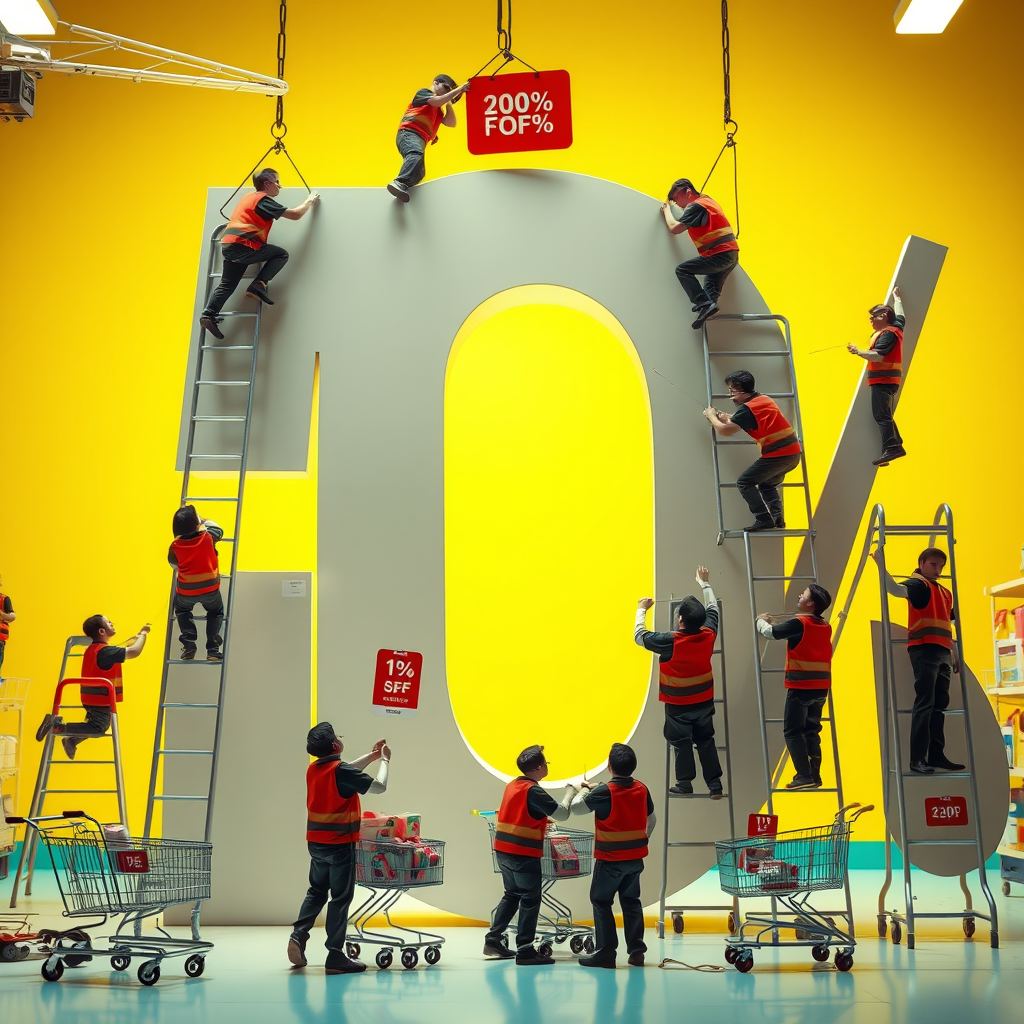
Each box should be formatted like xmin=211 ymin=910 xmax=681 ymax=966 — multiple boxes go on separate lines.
xmin=470 ymin=0 xmax=539 ymax=81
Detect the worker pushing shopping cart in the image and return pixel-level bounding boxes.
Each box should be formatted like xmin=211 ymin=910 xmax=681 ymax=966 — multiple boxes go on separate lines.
xmin=7 ymin=810 xmax=212 ymax=986
xmin=715 ymin=803 xmax=873 ymax=973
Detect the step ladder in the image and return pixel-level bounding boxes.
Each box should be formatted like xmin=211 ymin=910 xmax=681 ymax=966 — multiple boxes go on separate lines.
xmin=9 ymin=637 xmax=126 ymax=907
xmin=657 ymin=599 xmax=739 ymax=937
xmin=844 ymin=503 xmax=997 ymax=948
xmin=143 ymin=225 xmax=262 ymax=843
xmin=702 ymin=313 xmax=856 ymax=940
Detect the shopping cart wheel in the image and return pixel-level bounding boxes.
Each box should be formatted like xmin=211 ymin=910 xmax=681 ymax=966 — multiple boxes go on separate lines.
xmin=537 ymin=943 xmax=553 ymax=958
xmin=137 ymin=960 xmax=161 ymax=986
xmin=890 ymin=922 xmax=902 ymax=945
xmin=110 ymin=955 xmax=131 ymax=972
xmin=834 ymin=951 xmax=854 ymax=973
xmin=570 ymin=935 xmax=584 ymax=954
xmin=554 ymin=934 xmax=567 ymax=944
xmin=724 ymin=947 xmax=739 ymax=965
xmin=963 ymin=918 xmax=976 ymax=938
xmin=376 ymin=949 xmax=393 ymax=969
xmin=811 ymin=945 xmax=830 ymax=962
xmin=346 ymin=942 xmax=361 ymax=959
xmin=424 ymin=946 xmax=441 ymax=965
xmin=734 ymin=951 xmax=753 ymax=973
xmin=401 ymin=948 xmax=419 ymax=970
xmin=184 ymin=955 xmax=206 ymax=978
xmin=1 ymin=942 xmax=23 ymax=962
xmin=671 ymin=913 xmax=684 ymax=934
xmin=41 ymin=957 xmax=64 ymax=982
xmin=1003 ymin=882 xmax=1011 ymax=896
xmin=583 ymin=937 xmax=595 ymax=955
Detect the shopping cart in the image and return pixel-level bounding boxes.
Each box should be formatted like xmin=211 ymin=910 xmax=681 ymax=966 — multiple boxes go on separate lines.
xmin=715 ymin=803 xmax=873 ymax=973
xmin=7 ymin=810 xmax=213 ymax=985
xmin=345 ymin=837 xmax=446 ymax=970
xmin=479 ymin=812 xmax=596 ymax=956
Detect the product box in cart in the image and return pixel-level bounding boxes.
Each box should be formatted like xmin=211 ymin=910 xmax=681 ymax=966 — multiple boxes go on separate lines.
xmin=548 ymin=834 xmax=580 ymax=876
xmin=360 ymin=811 xmax=421 ymax=842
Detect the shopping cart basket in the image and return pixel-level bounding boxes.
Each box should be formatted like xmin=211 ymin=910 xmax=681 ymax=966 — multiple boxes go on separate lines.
xmin=479 ymin=812 xmax=596 ymax=957
xmin=7 ymin=810 xmax=213 ymax=986
xmin=345 ymin=837 xmax=446 ymax=970
xmin=715 ymin=803 xmax=872 ymax=973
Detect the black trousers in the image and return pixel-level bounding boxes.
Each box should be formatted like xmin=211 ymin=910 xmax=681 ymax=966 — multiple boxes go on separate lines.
xmin=0 ymin=641 xmax=5 ymax=675
xmin=203 ymin=241 xmax=290 ymax=316
xmin=487 ymin=851 xmax=542 ymax=948
xmin=870 ymin=384 xmax=903 ymax=452
xmin=174 ymin=589 xmax=224 ymax=652
xmin=783 ymin=688 xmax=829 ymax=778
xmin=395 ymin=129 xmax=428 ymax=188
xmin=663 ymin=703 xmax=722 ymax=784
xmin=909 ymin=644 xmax=952 ymax=764
xmin=736 ymin=454 xmax=801 ymax=519
xmin=590 ymin=859 xmax=646 ymax=959
xmin=675 ymin=249 xmax=739 ymax=309
xmin=62 ymin=706 xmax=112 ymax=752
xmin=291 ymin=841 xmax=356 ymax=959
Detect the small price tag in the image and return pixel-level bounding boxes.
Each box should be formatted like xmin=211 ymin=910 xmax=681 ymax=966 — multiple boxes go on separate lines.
xmin=372 ymin=650 xmax=423 ymax=717
xmin=747 ymin=813 xmax=779 ymax=838
xmin=466 ymin=69 xmax=573 ymax=155
xmin=115 ymin=850 xmax=150 ymax=873
xmin=924 ymin=795 xmax=968 ymax=827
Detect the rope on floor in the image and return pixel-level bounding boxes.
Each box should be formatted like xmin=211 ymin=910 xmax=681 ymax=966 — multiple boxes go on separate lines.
xmin=658 ymin=957 xmax=726 ymax=973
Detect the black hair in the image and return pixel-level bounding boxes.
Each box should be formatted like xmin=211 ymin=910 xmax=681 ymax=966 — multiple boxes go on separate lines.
xmin=869 ymin=304 xmax=896 ymax=325
xmin=307 ymin=722 xmax=339 ymax=757
xmin=723 ymin=369 xmax=756 ymax=394
xmin=918 ymin=547 xmax=947 ymax=566
xmin=668 ymin=178 xmax=698 ymax=201
xmin=172 ymin=505 xmax=201 ymax=537
xmin=83 ymin=614 xmax=106 ymax=642
xmin=677 ymin=596 xmax=707 ymax=631
xmin=516 ymin=744 xmax=546 ymax=773
xmin=608 ymin=742 xmax=637 ymax=777
xmin=434 ymin=74 xmax=457 ymax=91
xmin=253 ymin=167 xmax=279 ymax=191
xmin=807 ymin=583 xmax=832 ymax=616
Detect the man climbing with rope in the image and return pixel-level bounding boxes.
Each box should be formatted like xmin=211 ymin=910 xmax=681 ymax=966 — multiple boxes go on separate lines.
xmin=661 ymin=179 xmax=740 ymax=331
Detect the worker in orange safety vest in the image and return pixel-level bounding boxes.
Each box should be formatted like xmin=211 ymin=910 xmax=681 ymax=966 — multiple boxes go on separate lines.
xmin=168 ymin=505 xmax=224 ymax=662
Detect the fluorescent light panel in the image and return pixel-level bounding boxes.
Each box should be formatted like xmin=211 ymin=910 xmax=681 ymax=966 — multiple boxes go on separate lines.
xmin=894 ymin=0 xmax=965 ymax=33
xmin=0 ymin=0 xmax=57 ymax=35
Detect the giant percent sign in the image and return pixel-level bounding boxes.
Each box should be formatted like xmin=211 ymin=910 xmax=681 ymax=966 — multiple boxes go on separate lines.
xmin=466 ymin=69 xmax=572 ymax=154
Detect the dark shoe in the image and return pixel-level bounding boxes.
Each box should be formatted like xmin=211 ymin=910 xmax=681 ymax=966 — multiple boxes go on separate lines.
xmin=627 ymin=952 xmax=645 ymax=967
xmin=743 ymin=517 xmax=777 ymax=532
xmin=35 ymin=714 xmax=63 ymax=742
xmin=708 ymin=784 xmax=724 ymax=801
xmin=483 ymin=941 xmax=516 ymax=959
xmin=785 ymin=775 xmax=818 ymax=790
xmin=387 ymin=181 xmax=411 ymax=203
xmin=287 ymin=937 xmax=307 ymax=968
xmin=909 ymin=761 xmax=935 ymax=775
xmin=200 ymin=314 xmax=225 ymax=340
xmin=324 ymin=954 xmax=366 ymax=974
xmin=180 ymin=646 xmax=196 ymax=661
xmin=767 ymin=501 xmax=785 ymax=529
xmin=245 ymin=281 xmax=274 ymax=305
xmin=578 ymin=954 xmax=616 ymax=969
xmin=516 ymin=946 xmax=555 ymax=966
xmin=690 ymin=303 xmax=719 ymax=330
xmin=62 ymin=737 xmax=78 ymax=761
xmin=927 ymin=758 xmax=965 ymax=771
xmin=669 ymin=782 xmax=693 ymax=795
xmin=207 ymin=650 xmax=224 ymax=662
xmin=872 ymin=448 xmax=905 ymax=467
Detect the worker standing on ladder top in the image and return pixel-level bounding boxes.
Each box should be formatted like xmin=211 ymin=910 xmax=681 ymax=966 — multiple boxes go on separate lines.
xmin=634 ymin=567 xmax=724 ymax=799
xmin=0 ymin=573 xmax=16 ymax=677
xmin=288 ymin=722 xmax=391 ymax=975
xmin=848 ymin=286 xmax=907 ymax=467
xmin=703 ymin=369 xmax=802 ymax=531
xmin=34 ymin=615 xmax=150 ymax=761
xmin=661 ymin=178 xmax=739 ymax=331
xmin=872 ymin=547 xmax=963 ymax=775
xmin=484 ymin=744 xmax=578 ymax=965
xmin=199 ymin=168 xmax=320 ymax=340
xmin=387 ymin=75 xmax=471 ymax=203
xmin=168 ymin=505 xmax=224 ymax=662
xmin=570 ymin=743 xmax=655 ymax=969
xmin=756 ymin=584 xmax=833 ymax=790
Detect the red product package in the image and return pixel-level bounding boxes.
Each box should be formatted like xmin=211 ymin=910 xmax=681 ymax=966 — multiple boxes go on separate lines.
xmin=757 ymin=859 xmax=799 ymax=891
xmin=549 ymin=835 xmax=580 ymax=876
xmin=738 ymin=846 xmax=775 ymax=873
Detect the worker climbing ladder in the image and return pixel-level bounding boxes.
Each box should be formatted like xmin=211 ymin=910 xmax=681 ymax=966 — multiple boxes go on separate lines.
xmin=143 ymin=226 xmax=262 ymax=844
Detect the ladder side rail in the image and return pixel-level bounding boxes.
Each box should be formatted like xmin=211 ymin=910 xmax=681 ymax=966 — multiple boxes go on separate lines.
xmin=832 ymin=504 xmax=884 ymax=653
xmin=658 ymin=739 xmax=672 ymax=937
xmin=744 ymin=534 xmax=775 ymax=816
xmin=778 ymin=317 xmax=816 ymax=536
xmin=701 ymin=325 xmax=728 ymax=541
xmin=715 ymin=600 xmax=740 ymax=926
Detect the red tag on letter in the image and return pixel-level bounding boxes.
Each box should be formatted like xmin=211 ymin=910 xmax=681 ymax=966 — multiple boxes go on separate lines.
xmin=924 ymin=795 xmax=968 ymax=826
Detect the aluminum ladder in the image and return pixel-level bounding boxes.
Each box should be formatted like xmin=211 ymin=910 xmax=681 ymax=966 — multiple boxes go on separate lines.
xmin=143 ymin=225 xmax=262 ymax=843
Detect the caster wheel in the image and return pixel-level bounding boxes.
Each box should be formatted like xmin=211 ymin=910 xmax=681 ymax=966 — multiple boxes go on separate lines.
xmin=811 ymin=945 xmax=830 ymax=962
xmin=570 ymin=935 xmax=584 ymax=954
xmin=835 ymin=951 xmax=854 ymax=972
xmin=1 ymin=943 xmax=22 ymax=962
xmin=537 ymin=943 xmax=553 ymax=958
xmin=346 ymin=942 xmax=361 ymax=959
xmin=110 ymin=955 xmax=132 ymax=972
xmin=727 ymin=912 xmax=737 ymax=935
xmin=17 ymin=944 xmax=31 ymax=961
xmin=735 ymin=951 xmax=753 ymax=973
xmin=400 ymin=948 xmax=419 ymax=970
xmin=138 ymin=960 xmax=161 ymax=986
xmin=891 ymin=922 xmax=902 ymax=945
xmin=376 ymin=949 xmax=393 ymax=969
xmin=41 ymin=958 xmax=65 ymax=982
xmin=672 ymin=913 xmax=684 ymax=934
xmin=877 ymin=914 xmax=887 ymax=938
xmin=1003 ymin=881 xmax=1011 ymax=897
xmin=424 ymin=946 xmax=441 ymax=965
xmin=724 ymin=947 xmax=739 ymax=965
xmin=583 ymin=936 xmax=595 ymax=955
xmin=184 ymin=955 xmax=206 ymax=978
xmin=62 ymin=929 xmax=92 ymax=968
xmin=963 ymin=918 xmax=976 ymax=938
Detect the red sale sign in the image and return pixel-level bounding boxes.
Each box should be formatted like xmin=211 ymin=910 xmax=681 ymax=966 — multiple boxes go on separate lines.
xmin=372 ymin=650 xmax=422 ymax=718
xmin=466 ymin=69 xmax=572 ymax=155
xmin=747 ymin=813 xmax=779 ymax=838
xmin=115 ymin=849 xmax=149 ymax=873
xmin=924 ymin=795 xmax=969 ymax=826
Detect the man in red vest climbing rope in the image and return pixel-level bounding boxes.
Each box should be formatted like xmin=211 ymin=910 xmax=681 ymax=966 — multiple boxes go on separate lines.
xmin=199 ymin=167 xmax=320 ymax=339
xmin=635 ymin=566 xmax=724 ymax=799
xmin=703 ymin=369 xmax=802 ymax=531
xmin=168 ymin=505 xmax=224 ymax=662
xmin=570 ymin=743 xmax=655 ymax=969
xmin=484 ymin=744 xmax=577 ymax=965
xmin=387 ymin=75 xmax=470 ymax=203
xmin=288 ymin=722 xmax=391 ymax=975
xmin=873 ymin=547 xmax=963 ymax=775
xmin=0 ymin=573 xmax=16 ymax=677
xmin=848 ymin=286 xmax=907 ymax=467
xmin=34 ymin=614 xmax=150 ymax=760
xmin=661 ymin=177 xmax=740 ymax=331
xmin=756 ymin=583 xmax=833 ymax=790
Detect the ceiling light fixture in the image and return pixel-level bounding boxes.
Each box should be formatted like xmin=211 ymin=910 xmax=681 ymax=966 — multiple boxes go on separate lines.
xmin=0 ymin=0 xmax=57 ymax=35
xmin=893 ymin=0 xmax=965 ymax=34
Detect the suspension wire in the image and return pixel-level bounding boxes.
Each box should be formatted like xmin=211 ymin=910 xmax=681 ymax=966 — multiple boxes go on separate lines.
xmin=470 ymin=0 xmax=540 ymax=81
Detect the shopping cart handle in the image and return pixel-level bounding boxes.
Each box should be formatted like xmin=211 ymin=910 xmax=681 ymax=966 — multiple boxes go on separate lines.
xmin=5 ymin=816 xmax=25 ymax=824
xmin=62 ymin=810 xmax=87 ymax=818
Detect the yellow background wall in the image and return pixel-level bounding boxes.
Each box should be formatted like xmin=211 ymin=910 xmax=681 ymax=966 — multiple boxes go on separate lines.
xmin=2 ymin=0 xmax=1022 ymax=840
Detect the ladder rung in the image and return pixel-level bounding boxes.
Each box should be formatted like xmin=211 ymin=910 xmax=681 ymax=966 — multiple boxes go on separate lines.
xmin=905 ymin=839 xmax=978 ymax=846
xmin=763 ymin=716 xmax=833 ymax=724
xmin=218 ymin=311 xmax=258 ymax=318
xmin=195 ymin=380 xmax=251 ymax=386
xmin=895 ymin=708 xmax=964 ymax=716
xmin=875 ymin=525 xmax=950 ymax=535
xmin=183 ymin=496 xmax=239 ymax=502
xmin=41 ymin=788 xmax=118 ymax=794
xmin=760 ymin=669 xmax=786 ymax=674
xmin=153 ymin=795 xmax=210 ymax=802
xmin=770 ymin=787 xmax=838 ymax=793
xmin=708 ymin=350 xmax=790 ymax=357
xmin=719 ymin=482 xmax=806 ymax=489
xmin=47 ymin=760 xmax=116 ymax=765
xmin=669 ymin=792 xmax=729 ymax=800
xmin=192 ymin=415 xmax=248 ymax=421
xmin=162 ymin=702 xmax=220 ymax=709
xmin=187 ymin=454 xmax=244 ymax=460
xmin=200 ymin=345 xmax=254 ymax=351
xmin=166 ymin=659 xmax=226 ymax=666
xmin=158 ymin=749 xmax=215 ymax=756
xmin=667 ymin=841 xmax=725 ymax=848
xmin=724 ymin=529 xmax=815 ymax=538
xmin=898 ymin=771 xmax=972 ymax=778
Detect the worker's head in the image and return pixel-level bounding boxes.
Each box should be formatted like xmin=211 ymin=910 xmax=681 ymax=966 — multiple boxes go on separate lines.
xmin=172 ymin=505 xmax=201 ymax=538
xmin=433 ymin=75 xmax=460 ymax=101
xmin=307 ymin=722 xmax=343 ymax=758
xmin=797 ymin=583 xmax=832 ymax=617
xmin=668 ymin=178 xmax=700 ymax=205
xmin=916 ymin=547 xmax=947 ymax=581
xmin=868 ymin=304 xmax=896 ymax=331
xmin=677 ymin=596 xmax=707 ymax=632
xmin=608 ymin=743 xmax=637 ymax=778
xmin=516 ymin=744 xmax=548 ymax=781
xmin=83 ymin=614 xmax=115 ymax=642
xmin=253 ymin=167 xmax=282 ymax=197
xmin=724 ymin=370 xmax=755 ymax=403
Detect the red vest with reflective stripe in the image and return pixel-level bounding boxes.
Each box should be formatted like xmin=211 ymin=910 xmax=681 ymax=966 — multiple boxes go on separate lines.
xmin=399 ymin=96 xmax=443 ymax=143
xmin=0 ymin=592 xmax=9 ymax=644
xmin=222 ymin=192 xmax=274 ymax=250
xmin=866 ymin=325 xmax=903 ymax=387
xmin=494 ymin=777 xmax=548 ymax=857
xmin=305 ymin=758 xmax=361 ymax=844
xmin=595 ymin=780 xmax=650 ymax=862
xmin=658 ymin=628 xmax=715 ymax=705
xmin=907 ymin=578 xmax=954 ymax=650
xmin=685 ymin=195 xmax=739 ymax=257
xmin=81 ymin=643 xmax=123 ymax=707
xmin=784 ymin=615 xmax=833 ymax=690
xmin=742 ymin=395 xmax=802 ymax=458
xmin=171 ymin=532 xmax=221 ymax=596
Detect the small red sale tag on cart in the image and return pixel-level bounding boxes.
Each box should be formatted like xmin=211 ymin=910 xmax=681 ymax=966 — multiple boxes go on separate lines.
xmin=466 ymin=69 xmax=572 ymax=155
xmin=924 ymin=795 xmax=968 ymax=826
xmin=747 ymin=813 xmax=779 ymax=838
xmin=115 ymin=850 xmax=149 ymax=873
xmin=372 ymin=650 xmax=422 ymax=717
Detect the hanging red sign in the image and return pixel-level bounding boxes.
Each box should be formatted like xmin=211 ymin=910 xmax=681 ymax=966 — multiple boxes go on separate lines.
xmin=466 ymin=69 xmax=572 ymax=155
xmin=924 ymin=795 xmax=969 ymax=826
xmin=372 ymin=649 xmax=422 ymax=718
xmin=747 ymin=813 xmax=779 ymax=838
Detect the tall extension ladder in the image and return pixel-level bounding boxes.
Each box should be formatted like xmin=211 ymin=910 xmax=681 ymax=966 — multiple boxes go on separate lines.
xmin=9 ymin=637 xmax=127 ymax=906
xmin=143 ymin=226 xmax=262 ymax=843
xmin=834 ymin=503 xmax=998 ymax=948
xmin=702 ymin=313 xmax=856 ymax=939
xmin=657 ymin=599 xmax=739 ymax=937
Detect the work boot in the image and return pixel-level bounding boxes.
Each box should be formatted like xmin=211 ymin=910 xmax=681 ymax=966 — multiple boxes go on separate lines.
xmin=690 ymin=303 xmax=719 ymax=331
xmin=873 ymin=448 xmax=906 ymax=467
xmin=324 ymin=954 xmax=366 ymax=974
xmin=809 ymin=757 xmax=822 ymax=788
xmin=287 ymin=937 xmax=307 ymax=968
xmin=516 ymin=946 xmax=555 ymax=966
xmin=708 ymin=782 xmax=724 ymax=800
xmin=627 ymin=952 xmax=645 ymax=967
xmin=767 ymin=501 xmax=786 ymax=530
xmin=35 ymin=714 xmax=63 ymax=742
xmin=927 ymin=756 xmax=965 ymax=771
xmin=785 ymin=775 xmax=818 ymax=790
xmin=669 ymin=782 xmax=693 ymax=795
xmin=482 ymin=940 xmax=516 ymax=959
xmin=909 ymin=761 xmax=935 ymax=775
xmin=200 ymin=314 xmax=225 ymax=340
xmin=743 ymin=516 xmax=776 ymax=532
xmin=180 ymin=646 xmax=196 ymax=661
xmin=578 ymin=953 xmax=616 ymax=969
xmin=245 ymin=280 xmax=274 ymax=304
xmin=207 ymin=650 xmax=224 ymax=662
xmin=62 ymin=737 xmax=78 ymax=761
xmin=387 ymin=180 xmax=411 ymax=203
